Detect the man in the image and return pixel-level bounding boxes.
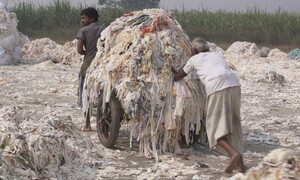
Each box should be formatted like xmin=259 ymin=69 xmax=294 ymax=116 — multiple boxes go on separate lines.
xmin=76 ymin=7 xmax=105 ymax=131
xmin=172 ymin=38 xmax=245 ymax=173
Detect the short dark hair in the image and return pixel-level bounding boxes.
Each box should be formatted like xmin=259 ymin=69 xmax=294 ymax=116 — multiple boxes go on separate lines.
xmin=80 ymin=7 xmax=99 ymax=22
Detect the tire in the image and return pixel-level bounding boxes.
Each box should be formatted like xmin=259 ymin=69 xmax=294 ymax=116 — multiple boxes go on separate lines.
xmin=181 ymin=121 xmax=206 ymax=145
xmin=181 ymin=129 xmax=201 ymax=145
xmin=96 ymin=91 xmax=122 ymax=148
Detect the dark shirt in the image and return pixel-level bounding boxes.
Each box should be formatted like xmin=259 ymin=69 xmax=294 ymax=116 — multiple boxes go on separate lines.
xmin=76 ymin=23 xmax=106 ymax=76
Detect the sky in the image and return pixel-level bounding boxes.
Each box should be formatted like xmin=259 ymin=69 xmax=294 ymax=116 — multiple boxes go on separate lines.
xmin=7 ymin=0 xmax=300 ymax=13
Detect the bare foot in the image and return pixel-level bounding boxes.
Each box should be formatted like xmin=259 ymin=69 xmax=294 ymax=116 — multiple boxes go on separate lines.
xmin=225 ymin=153 xmax=241 ymax=173
xmin=236 ymin=156 xmax=245 ymax=173
xmin=81 ymin=127 xmax=92 ymax=132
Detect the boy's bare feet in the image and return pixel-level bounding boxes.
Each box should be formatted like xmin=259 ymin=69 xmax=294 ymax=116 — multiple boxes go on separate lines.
xmin=225 ymin=153 xmax=241 ymax=173
xmin=82 ymin=112 xmax=91 ymax=132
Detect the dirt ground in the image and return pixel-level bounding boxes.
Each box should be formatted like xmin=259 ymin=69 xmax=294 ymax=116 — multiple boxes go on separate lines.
xmin=1 ymin=48 xmax=300 ymax=179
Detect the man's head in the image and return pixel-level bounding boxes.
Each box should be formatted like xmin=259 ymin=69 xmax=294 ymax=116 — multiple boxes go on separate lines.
xmin=80 ymin=7 xmax=99 ymax=26
xmin=191 ymin=38 xmax=210 ymax=55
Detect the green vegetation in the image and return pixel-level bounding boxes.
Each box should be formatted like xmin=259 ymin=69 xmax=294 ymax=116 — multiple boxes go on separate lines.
xmin=11 ymin=1 xmax=300 ymax=47
xmin=175 ymin=8 xmax=300 ymax=46
xmin=12 ymin=1 xmax=82 ymax=44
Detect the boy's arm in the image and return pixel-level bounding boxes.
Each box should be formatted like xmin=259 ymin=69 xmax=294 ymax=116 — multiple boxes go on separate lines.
xmin=77 ymin=39 xmax=85 ymax=55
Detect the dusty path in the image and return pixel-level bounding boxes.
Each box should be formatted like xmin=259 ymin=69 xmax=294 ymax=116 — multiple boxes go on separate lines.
xmin=1 ymin=52 xmax=299 ymax=179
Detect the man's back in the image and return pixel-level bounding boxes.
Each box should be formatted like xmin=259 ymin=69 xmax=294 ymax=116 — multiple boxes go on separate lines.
xmin=184 ymin=52 xmax=240 ymax=96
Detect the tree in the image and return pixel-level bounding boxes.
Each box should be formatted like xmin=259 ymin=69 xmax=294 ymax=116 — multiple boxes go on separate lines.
xmin=98 ymin=0 xmax=160 ymax=10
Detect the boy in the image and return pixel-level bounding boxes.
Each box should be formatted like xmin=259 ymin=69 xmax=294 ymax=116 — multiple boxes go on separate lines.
xmin=76 ymin=7 xmax=105 ymax=131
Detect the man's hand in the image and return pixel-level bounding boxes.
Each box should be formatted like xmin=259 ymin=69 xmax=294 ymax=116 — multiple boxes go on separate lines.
xmin=173 ymin=68 xmax=187 ymax=81
xmin=171 ymin=67 xmax=177 ymax=74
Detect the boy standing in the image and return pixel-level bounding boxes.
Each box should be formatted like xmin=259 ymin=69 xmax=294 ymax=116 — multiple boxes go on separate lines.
xmin=76 ymin=7 xmax=105 ymax=131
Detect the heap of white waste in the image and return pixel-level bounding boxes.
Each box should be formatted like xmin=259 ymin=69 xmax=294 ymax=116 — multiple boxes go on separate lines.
xmin=21 ymin=38 xmax=83 ymax=65
xmin=83 ymin=8 xmax=206 ymax=160
xmin=0 ymin=0 xmax=28 ymax=65
xmin=229 ymin=148 xmax=300 ymax=180
xmin=0 ymin=106 xmax=99 ymax=179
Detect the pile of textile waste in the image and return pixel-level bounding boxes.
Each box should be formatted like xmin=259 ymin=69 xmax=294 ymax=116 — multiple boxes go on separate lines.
xmin=83 ymin=8 xmax=206 ymax=160
xmin=21 ymin=38 xmax=83 ymax=65
xmin=0 ymin=106 xmax=97 ymax=179
xmin=288 ymin=48 xmax=300 ymax=60
xmin=229 ymin=148 xmax=300 ymax=180
xmin=0 ymin=0 xmax=29 ymax=65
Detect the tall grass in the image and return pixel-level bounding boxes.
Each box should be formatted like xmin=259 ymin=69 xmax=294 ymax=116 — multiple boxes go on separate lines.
xmin=175 ymin=8 xmax=300 ymax=45
xmin=12 ymin=1 xmax=83 ymax=44
xmin=11 ymin=1 xmax=300 ymax=47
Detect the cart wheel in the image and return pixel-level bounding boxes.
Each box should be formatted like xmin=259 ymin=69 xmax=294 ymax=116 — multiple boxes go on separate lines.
xmin=96 ymin=91 xmax=122 ymax=148
xmin=181 ymin=122 xmax=206 ymax=145
xmin=181 ymin=129 xmax=201 ymax=145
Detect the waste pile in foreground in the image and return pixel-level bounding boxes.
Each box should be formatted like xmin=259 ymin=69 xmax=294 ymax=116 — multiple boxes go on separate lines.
xmin=227 ymin=148 xmax=300 ymax=180
xmin=0 ymin=106 xmax=98 ymax=179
